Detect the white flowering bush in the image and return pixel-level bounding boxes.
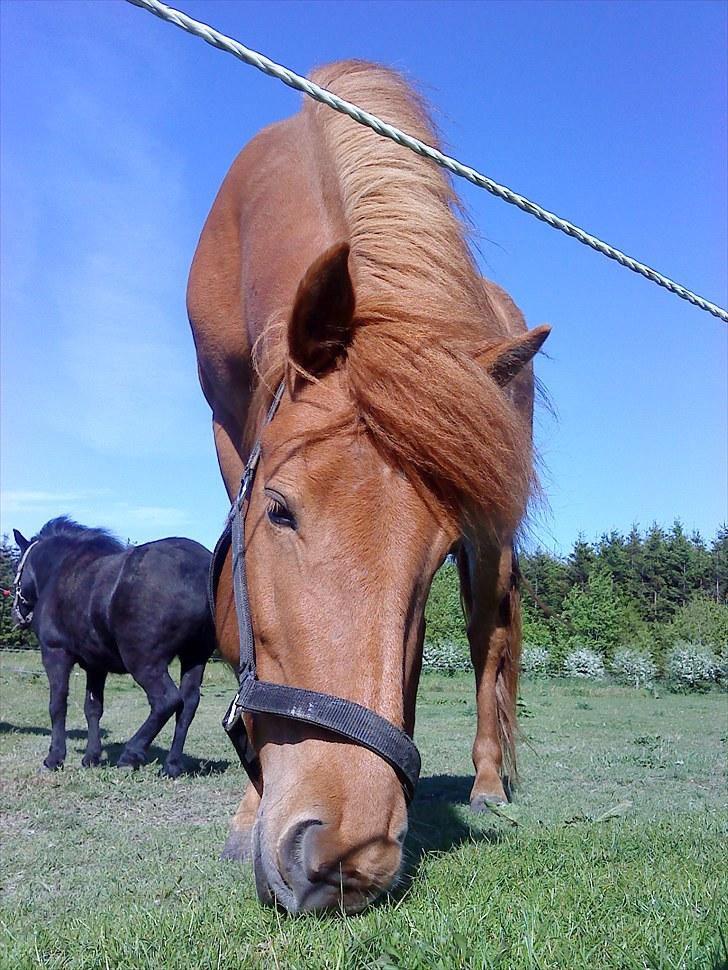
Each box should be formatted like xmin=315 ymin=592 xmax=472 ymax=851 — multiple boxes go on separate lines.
xmin=666 ymin=642 xmax=718 ymax=691
xmin=610 ymin=648 xmax=657 ymax=688
xmin=562 ymin=647 xmax=606 ymax=680
xmin=521 ymin=644 xmax=550 ymax=676
xmin=717 ymin=645 xmax=728 ymax=688
xmin=422 ymin=640 xmax=470 ymax=674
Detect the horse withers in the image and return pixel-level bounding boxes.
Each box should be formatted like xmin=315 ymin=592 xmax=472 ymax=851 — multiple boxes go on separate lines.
xmin=188 ymin=60 xmax=549 ymax=912
xmin=12 ymin=518 xmax=216 ymax=777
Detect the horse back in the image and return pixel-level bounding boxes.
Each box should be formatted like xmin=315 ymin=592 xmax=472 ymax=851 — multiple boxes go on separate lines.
xmin=108 ymin=538 xmax=213 ymax=660
xmin=187 ymin=112 xmax=343 ymax=450
xmin=42 ymin=539 xmax=213 ymax=673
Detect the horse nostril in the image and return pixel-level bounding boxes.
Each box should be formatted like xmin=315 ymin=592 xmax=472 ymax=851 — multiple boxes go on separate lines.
xmin=277 ymin=818 xmax=324 ymax=890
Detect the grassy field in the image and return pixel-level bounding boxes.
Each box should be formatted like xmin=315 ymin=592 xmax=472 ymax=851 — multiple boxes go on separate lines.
xmin=0 ymin=649 xmax=726 ymax=970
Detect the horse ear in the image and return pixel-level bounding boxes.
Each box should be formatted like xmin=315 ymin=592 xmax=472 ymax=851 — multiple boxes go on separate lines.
xmin=288 ymin=243 xmax=356 ymax=377
xmin=479 ymin=325 xmax=551 ymax=386
xmin=13 ymin=529 xmax=30 ymax=554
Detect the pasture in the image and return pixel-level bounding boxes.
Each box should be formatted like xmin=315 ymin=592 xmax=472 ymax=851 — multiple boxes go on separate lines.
xmin=1 ymin=650 xmax=725 ymax=970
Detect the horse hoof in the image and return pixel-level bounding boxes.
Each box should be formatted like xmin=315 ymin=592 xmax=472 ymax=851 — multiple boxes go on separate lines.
xmin=117 ymin=752 xmax=145 ymax=770
xmin=81 ymin=755 xmax=101 ymax=768
xmin=470 ymin=793 xmax=508 ymax=813
xmin=41 ymin=760 xmax=63 ymax=773
xmin=221 ymin=827 xmax=253 ymax=863
xmin=161 ymin=762 xmax=183 ymax=779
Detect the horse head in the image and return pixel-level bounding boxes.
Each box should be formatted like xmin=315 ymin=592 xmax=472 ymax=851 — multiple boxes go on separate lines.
xmin=218 ymin=244 xmax=549 ymax=912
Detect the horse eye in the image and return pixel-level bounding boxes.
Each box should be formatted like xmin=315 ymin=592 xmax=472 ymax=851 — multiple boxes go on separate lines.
xmin=266 ymin=498 xmax=296 ymax=530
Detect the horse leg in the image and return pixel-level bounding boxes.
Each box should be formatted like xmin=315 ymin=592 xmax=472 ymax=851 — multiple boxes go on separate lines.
xmin=117 ymin=666 xmax=182 ymax=770
xmin=162 ymin=659 xmax=205 ymax=778
xmin=458 ymin=543 xmax=520 ymax=809
xmin=41 ymin=645 xmax=74 ymax=771
xmin=221 ymin=782 xmax=260 ymax=862
xmin=81 ymin=669 xmax=107 ymax=767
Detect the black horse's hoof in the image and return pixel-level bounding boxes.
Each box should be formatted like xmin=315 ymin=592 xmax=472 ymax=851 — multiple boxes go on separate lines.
xmin=41 ymin=759 xmax=63 ymax=772
xmin=81 ymin=754 xmax=101 ymax=768
xmin=160 ymin=761 xmax=183 ymax=779
xmin=220 ymin=827 xmax=253 ymax=863
xmin=117 ymin=751 xmax=145 ymax=770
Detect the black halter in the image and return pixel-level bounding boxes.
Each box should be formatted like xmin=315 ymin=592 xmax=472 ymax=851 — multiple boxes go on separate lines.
xmin=209 ymin=383 xmax=421 ymax=803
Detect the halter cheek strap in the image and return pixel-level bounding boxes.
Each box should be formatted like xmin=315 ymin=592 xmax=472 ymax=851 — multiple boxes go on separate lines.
xmin=12 ymin=541 xmax=39 ymax=627
xmin=209 ymin=382 xmax=421 ymax=803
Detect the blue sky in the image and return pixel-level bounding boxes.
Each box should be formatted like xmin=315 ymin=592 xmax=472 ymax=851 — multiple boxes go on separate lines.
xmin=1 ymin=0 xmax=726 ymax=555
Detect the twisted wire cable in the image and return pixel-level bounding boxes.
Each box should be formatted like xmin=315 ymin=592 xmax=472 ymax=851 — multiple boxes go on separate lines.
xmin=126 ymin=0 xmax=727 ymax=323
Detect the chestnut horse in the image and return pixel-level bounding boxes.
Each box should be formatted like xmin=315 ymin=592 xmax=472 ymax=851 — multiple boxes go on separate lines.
xmin=188 ymin=60 xmax=549 ymax=913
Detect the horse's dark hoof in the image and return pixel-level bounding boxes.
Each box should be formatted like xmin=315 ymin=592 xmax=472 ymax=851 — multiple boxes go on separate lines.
xmin=81 ymin=754 xmax=101 ymax=768
xmin=161 ymin=761 xmax=183 ymax=779
xmin=117 ymin=751 xmax=145 ymax=770
xmin=221 ymin=827 xmax=253 ymax=863
xmin=42 ymin=759 xmax=63 ymax=772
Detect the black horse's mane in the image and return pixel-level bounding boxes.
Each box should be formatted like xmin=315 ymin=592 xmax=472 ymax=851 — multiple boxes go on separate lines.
xmin=34 ymin=516 xmax=125 ymax=553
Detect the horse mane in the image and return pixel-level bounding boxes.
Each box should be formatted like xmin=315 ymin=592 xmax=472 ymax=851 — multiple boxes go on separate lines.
xmin=256 ymin=60 xmax=533 ymax=538
xmin=35 ymin=516 xmax=124 ymax=554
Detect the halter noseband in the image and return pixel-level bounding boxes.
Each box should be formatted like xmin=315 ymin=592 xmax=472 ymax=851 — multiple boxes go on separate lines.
xmin=12 ymin=540 xmax=39 ymax=628
xmin=209 ymin=383 xmax=421 ymax=803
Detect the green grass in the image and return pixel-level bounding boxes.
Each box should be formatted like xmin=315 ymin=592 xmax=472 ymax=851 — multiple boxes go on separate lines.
xmin=1 ymin=651 xmax=726 ymax=969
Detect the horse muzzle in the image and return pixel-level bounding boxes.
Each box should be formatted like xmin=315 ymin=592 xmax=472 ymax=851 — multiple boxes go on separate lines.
xmin=252 ymin=812 xmax=406 ymax=914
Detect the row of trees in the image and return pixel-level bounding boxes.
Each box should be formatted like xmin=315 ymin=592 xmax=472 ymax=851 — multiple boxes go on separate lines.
xmin=425 ymin=522 xmax=728 ymax=665
xmin=3 ymin=523 xmax=727 ymax=662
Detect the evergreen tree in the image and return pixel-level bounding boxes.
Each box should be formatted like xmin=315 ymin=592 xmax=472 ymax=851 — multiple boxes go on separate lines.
xmin=558 ymin=565 xmax=636 ymax=658
xmin=567 ymin=535 xmax=596 ymax=588
xmin=519 ymin=549 xmax=570 ymax=615
xmin=711 ymin=526 xmax=728 ymax=604
xmin=641 ymin=523 xmax=671 ymax=622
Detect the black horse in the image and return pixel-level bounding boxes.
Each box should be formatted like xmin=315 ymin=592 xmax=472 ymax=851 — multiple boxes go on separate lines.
xmin=12 ymin=517 xmax=216 ymax=777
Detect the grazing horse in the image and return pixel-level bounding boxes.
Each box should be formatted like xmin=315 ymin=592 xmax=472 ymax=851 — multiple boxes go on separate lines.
xmin=188 ymin=60 xmax=549 ymax=912
xmin=12 ymin=518 xmax=216 ymax=777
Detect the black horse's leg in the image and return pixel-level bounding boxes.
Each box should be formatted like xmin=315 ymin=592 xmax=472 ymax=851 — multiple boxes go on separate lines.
xmin=117 ymin=666 xmax=182 ymax=770
xmin=81 ymin=669 xmax=107 ymax=767
xmin=162 ymin=659 xmax=206 ymax=778
xmin=41 ymin=646 xmax=74 ymax=771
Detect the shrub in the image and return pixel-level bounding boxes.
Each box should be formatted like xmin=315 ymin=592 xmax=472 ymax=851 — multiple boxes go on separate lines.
xmin=665 ymin=641 xmax=718 ymax=692
xmin=562 ymin=647 xmax=606 ymax=680
xmin=610 ymin=648 xmax=657 ymax=688
xmin=667 ymin=594 xmax=728 ymax=654
xmin=422 ymin=639 xmax=470 ymax=675
xmin=716 ymin=645 xmax=728 ymax=689
xmin=521 ymin=644 xmax=550 ymax=676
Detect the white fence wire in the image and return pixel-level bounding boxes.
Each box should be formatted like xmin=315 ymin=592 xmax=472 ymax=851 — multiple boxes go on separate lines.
xmin=126 ymin=0 xmax=727 ymax=324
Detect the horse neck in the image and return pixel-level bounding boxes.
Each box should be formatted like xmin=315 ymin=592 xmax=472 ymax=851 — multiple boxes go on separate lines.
xmin=30 ymin=538 xmax=76 ymax=592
